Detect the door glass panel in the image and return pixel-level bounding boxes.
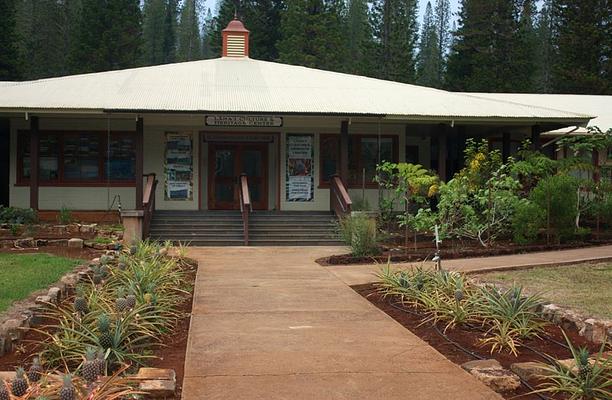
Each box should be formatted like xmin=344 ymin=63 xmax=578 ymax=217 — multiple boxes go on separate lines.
xmin=215 ymin=150 xmax=234 ymax=177
xmin=215 ymin=182 xmax=234 ymax=203
xmin=248 ymin=182 xmax=261 ymax=202
xmin=241 ymin=150 xmax=262 ymax=177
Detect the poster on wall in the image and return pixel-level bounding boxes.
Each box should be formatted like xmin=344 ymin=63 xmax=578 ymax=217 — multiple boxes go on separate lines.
xmin=165 ymin=132 xmax=193 ymax=200
xmin=286 ymin=134 xmax=314 ymax=201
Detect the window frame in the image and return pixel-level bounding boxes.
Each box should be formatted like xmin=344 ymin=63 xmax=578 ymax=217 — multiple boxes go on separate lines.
xmin=16 ymin=130 xmax=137 ymax=187
xmin=318 ymin=134 xmax=399 ymax=188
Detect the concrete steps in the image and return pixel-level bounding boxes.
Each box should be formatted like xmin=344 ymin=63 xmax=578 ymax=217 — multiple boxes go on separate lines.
xmin=148 ymin=211 xmax=343 ymax=246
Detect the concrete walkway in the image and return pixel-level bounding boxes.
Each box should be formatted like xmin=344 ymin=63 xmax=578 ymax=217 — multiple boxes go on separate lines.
xmin=329 ymin=244 xmax=612 ymax=286
xmin=182 ymin=246 xmax=501 ymax=400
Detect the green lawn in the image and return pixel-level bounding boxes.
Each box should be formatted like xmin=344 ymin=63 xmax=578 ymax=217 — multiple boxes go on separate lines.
xmin=477 ymin=262 xmax=612 ymax=319
xmin=0 ymin=253 xmax=82 ymax=312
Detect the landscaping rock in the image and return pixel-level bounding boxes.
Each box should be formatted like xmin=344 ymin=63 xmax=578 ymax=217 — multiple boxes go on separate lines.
xmin=2 ymin=319 xmax=23 ymax=341
xmin=47 ymin=287 xmax=61 ymax=304
xmin=468 ymin=367 xmax=521 ymax=392
xmin=134 ymin=368 xmax=176 ymax=381
xmin=511 ymin=362 xmax=550 ymax=381
xmin=35 ymin=239 xmax=48 ymax=247
xmin=461 ymin=359 xmax=502 ymax=371
xmin=60 ymin=273 xmax=78 ymax=287
xmin=0 ymin=335 xmax=12 ymax=357
xmin=0 ymin=371 xmax=16 ymax=381
xmin=67 ymin=238 xmax=84 ymax=248
xmin=139 ymin=380 xmax=175 ymax=398
xmin=580 ymin=319 xmax=610 ymax=344
xmin=35 ymin=295 xmax=52 ymax=305
xmin=13 ymin=237 xmax=35 ymax=248
xmin=79 ymin=224 xmax=97 ymax=234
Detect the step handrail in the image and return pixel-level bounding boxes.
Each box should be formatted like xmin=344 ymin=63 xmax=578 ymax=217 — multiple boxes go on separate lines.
xmin=239 ymin=173 xmax=252 ymax=245
xmin=142 ymin=173 xmax=158 ymax=238
xmin=330 ymin=174 xmax=352 ymax=218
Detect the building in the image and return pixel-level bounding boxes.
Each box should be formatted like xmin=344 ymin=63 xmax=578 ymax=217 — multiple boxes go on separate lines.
xmin=0 ymin=19 xmax=597 ymax=244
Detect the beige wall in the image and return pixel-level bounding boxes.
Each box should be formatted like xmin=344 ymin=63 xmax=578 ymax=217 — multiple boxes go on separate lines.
xmin=8 ymin=114 xmax=405 ymax=212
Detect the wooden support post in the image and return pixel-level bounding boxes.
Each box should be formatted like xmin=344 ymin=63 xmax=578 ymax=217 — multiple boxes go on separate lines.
xmin=339 ymin=120 xmax=349 ymax=184
xmin=457 ymin=126 xmax=467 ymax=170
xmin=502 ymin=132 xmax=511 ymax=161
xmin=0 ymin=118 xmax=10 ymax=207
xmin=135 ymin=117 xmax=144 ymax=210
xmin=29 ymin=117 xmax=39 ymax=210
xmin=531 ymin=125 xmax=541 ymax=151
xmin=437 ymin=125 xmax=448 ymax=182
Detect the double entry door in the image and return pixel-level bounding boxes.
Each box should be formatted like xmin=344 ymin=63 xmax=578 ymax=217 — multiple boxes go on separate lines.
xmin=208 ymin=143 xmax=268 ymax=210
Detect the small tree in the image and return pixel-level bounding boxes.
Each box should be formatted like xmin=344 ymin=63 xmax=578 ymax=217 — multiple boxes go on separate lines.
xmin=376 ymin=162 xmax=439 ymax=251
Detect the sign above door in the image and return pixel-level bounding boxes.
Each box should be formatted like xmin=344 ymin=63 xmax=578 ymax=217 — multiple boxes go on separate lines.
xmin=205 ymin=115 xmax=283 ymax=127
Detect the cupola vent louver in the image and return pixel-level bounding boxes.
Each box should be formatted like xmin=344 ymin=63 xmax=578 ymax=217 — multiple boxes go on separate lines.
xmin=222 ymin=18 xmax=249 ymax=58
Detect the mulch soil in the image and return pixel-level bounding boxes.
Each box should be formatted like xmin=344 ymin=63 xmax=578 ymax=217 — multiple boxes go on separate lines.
xmin=317 ymin=239 xmax=612 ymax=266
xmin=352 ymin=283 xmax=606 ymax=400
xmin=0 ymin=259 xmax=197 ymax=400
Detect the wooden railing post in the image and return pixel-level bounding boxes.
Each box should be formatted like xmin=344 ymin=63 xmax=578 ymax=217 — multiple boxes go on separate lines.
xmin=239 ymin=173 xmax=252 ymax=245
xmin=142 ymin=173 xmax=157 ymax=238
xmin=330 ymin=174 xmax=352 ymax=218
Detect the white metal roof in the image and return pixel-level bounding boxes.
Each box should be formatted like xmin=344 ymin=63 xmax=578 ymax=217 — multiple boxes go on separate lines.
xmin=470 ymin=93 xmax=611 ymax=133
xmin=0 ymin=57 xmax=593 ymax=123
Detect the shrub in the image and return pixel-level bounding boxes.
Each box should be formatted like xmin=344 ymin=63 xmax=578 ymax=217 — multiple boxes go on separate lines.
xmin=0 ymin=206 xmax=37 ymax=224
xmin=338 ymin=213 xmax=380 ymax=257
xmin=530 ymin=175 xmax=578 ymax=242
xmin=58 ymin=205 xmax=73 ymax=224
xmin=512 ymin=199 xmax=545 ymax=244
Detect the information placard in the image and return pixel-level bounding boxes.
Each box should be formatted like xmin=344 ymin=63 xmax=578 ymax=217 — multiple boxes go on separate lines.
xmin=286 ymin=134 xmax=314 ymax=202
xmin=164 ymin=132 xmax=193 ymax=200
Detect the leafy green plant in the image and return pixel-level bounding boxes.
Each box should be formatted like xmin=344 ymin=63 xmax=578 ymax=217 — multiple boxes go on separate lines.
xmin=530 ymin=174 xmax=578 ymax=242
xmin=351 ymin=197 xmax=371 ymax=211
xmin=533 ymin=331 xmax=612 ymax=400
xmin=338 ymin=213 xmax=380 ymax=257
xmin=58 ymin=206 xmax=73 ymax=224
xmin=512 ymin=199 xmax=545 ymax=244
xmin=0 ymin=206 xmax=38 ymax=224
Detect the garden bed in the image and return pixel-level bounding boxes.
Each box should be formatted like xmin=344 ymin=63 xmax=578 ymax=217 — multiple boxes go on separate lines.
xmin=352 ymin=283 xmax=605 ymax=400
xmin=0 ymin=244 xmax=197 ymax=399
xmin=317 ymin=239 xmax=612 ymax=266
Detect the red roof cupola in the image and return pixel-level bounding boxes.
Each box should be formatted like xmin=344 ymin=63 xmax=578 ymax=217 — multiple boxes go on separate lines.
xmin=222 ymin=18 xmax=250 ymax=58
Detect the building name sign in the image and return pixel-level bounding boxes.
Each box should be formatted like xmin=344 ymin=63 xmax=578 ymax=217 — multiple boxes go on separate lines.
xmin=205 ymin=115 xmax=283 ymax=127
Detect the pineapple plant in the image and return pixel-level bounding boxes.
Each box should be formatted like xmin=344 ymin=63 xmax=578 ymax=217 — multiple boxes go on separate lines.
xmin=73 ymin=285 xmax=88 ymax=315
xmin=115 ymin=288 xmax=128 ymax=312
xmin=576 ymin=346 xmax=592 ymax=381
xmin=99 ymin=254 xmax=111 ymax=265
xmin=0 ymin=381 xmax=9 ymax=400
xmin=94 ymin=349 xmax=106 ymax=377
xmin=129 ymin=245 xmax=137 ymax=255
xmin=27 ymin=357 xmax=43 ymax=383
xmin=125 ymin=286 xmax=137 ymax=309
xmin=59 ymin=375 xmax=75 ymax=400
xmin=11 ymin=367 xmax=28 ymax=397
xmin=97 ymin=314 xmax=114 ymax=349
xmin=82 ymin=347 xmax=98 ymax=383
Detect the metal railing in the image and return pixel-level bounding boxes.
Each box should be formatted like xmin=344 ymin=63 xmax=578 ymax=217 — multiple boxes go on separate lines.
xmin=330 ymin=174 xmax=352 ymax=218
xmin=142 ymin=173 xmax=158 ymax=238
xmin=239 ymin=173 xmax=252 ymax=245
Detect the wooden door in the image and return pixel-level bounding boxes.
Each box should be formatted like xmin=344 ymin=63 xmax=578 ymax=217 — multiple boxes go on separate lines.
xmin=208 ymin=143 xmax=268 ymax=210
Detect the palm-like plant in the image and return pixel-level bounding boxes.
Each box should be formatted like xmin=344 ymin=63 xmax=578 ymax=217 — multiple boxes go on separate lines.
xmin=532 ymin=331 xmax=612 ymax=400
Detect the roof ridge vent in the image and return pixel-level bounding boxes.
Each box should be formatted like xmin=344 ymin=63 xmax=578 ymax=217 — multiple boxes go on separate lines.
xmin=222 ymin=17 xmax=249 ymax=58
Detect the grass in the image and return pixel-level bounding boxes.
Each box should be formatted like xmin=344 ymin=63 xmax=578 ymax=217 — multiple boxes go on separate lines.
xmin=0 ymin=253 xmax=82 ymax=312
xmin=477 ymin=262 xmax=612 ymax=319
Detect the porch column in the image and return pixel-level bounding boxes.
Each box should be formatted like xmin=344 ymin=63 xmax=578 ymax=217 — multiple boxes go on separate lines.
xmin=437 ymin=124 xmax=448 ymax=182
xmin=29 ymin=116 xmax=39 ymax=210
xmin=0 ymin=118 xmax=9 ymax=207
xmin=502 ymin=132 xmax=511 ymax=161
xmin=339 ymin=120 xmax=349 ymax=184
xmin=135 ymin=117 xmax=144 ymax=210
xmin=531 ymin=125 xmax=541 ymax=151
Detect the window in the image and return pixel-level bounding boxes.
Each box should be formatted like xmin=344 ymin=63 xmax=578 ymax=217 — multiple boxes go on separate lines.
xmin=319 ymin=134 xmax=398 ymax=187
xmin=17 ymin=131 xmax=136 ymax=186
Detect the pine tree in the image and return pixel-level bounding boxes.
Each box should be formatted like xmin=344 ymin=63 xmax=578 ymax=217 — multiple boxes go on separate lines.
xmin=346 ymin=0 xmax=375 ymax=76
xmin=143 ymin=0 xmax=167 ymax=65
xmin=371 ymin=0 xmax=419 ymax=83
xmin=72 ymin=0 xmax=142 ymax=73
xmin=446 ymin=0 xmax=519 ymax=92
xmin=534 ymin=0 xmax=557 ymax=93
xmin=163 ymin=0 xmax=179 ymax=63
xmin=177 ymin=0 xmax=202 ymax=61
xmin=416 ymin=2 xmax=441 ymax=87
xmin=277 ymin=0 xmax=348 ymax=72
xmin=0 ymin=0 xmax=20 ymax=79
xmin=201 ymin=8 xmax=215 ymax=59
xmin=553 ymin=0 xmax=612 ymax=94
xmin=433 ymin=0 xmax=451 ymax=84
xmin=512 ymin=0 xmax=537 ymax=92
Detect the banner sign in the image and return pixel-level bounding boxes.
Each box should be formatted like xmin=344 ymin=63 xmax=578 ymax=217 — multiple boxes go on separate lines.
xmin=164 ymin=132 xmax=193 ymax=200
xmin=205 ymin=115 xmax=283 ymax=127
xmin=286 ymin=134 xmax=314 ymax=202
xmin=204 ymin=133 xmax=275 ymax=143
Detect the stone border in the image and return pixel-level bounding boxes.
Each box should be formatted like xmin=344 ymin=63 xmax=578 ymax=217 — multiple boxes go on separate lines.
xmin=538 ymin=303 xmax=612 ymax=345
xmin=0 ymin=251 xmax=117 ymax=357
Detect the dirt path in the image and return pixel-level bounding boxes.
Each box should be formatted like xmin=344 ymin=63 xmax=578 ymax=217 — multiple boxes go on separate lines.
xmin=181 ymin=246 xmax=500 ymax=400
